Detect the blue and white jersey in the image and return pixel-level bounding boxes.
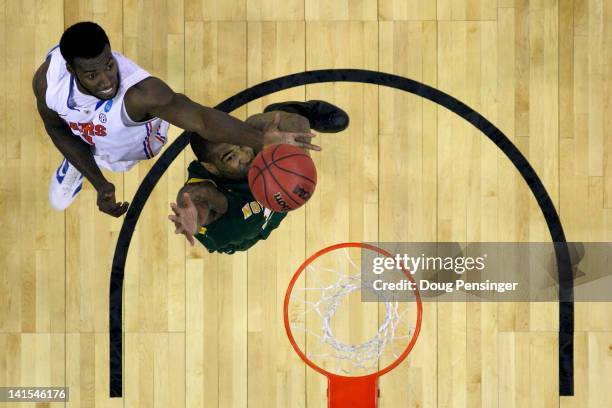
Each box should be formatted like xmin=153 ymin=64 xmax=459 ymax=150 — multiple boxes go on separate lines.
xmin=44 ymin=45 xmax=168 ymax=172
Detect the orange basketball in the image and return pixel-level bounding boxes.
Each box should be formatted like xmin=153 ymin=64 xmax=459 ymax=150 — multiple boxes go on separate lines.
xmin=248 ymin=144 xmax=317 ymax=212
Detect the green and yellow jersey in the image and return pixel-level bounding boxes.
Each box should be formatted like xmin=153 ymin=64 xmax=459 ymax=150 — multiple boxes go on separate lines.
xmin=185 ymin=160 xmax=287 ymax=254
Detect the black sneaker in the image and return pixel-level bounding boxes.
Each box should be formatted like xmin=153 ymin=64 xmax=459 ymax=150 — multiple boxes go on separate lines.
xmin=263 ymin=100 xmax=349 ymax=133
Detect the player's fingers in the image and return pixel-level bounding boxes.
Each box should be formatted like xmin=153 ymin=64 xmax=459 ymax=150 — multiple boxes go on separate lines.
xmin=174 ymin=223 xmax=186 ymax=235
xmin=186 ymin=234 xmax=195 ymax=246
xmin=110 ymin=203 xmax=127 ymax=217
xmin=107 ymin=208 xmax=122 ymax=218
xmin=109 ymin=201 xmax=124 ymax=212
xmin=182 ymin=193 xmax=194 ymax=207
xmin=296 ymin=131 xmax=316 ymax=138
xmin=295 ymin=141 xmax=321 ymax=151
xmin=99 ymin=202 xmax=119 ymax=215
xmin=295 ymin=136 xmax=316 ymax=145
xmin=169 ymin=219 xmax=180 ymax=233
xmin=264 ymin=112 xmax=281 ymax=133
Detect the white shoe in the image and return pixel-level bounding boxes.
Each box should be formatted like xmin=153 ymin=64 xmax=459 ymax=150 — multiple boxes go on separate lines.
xmin=49 ymin=159 xmax=84 ymax=210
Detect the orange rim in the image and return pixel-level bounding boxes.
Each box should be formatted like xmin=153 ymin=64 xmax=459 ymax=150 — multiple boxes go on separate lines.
xmin=283 ymin=242 xmax=423 ymax=382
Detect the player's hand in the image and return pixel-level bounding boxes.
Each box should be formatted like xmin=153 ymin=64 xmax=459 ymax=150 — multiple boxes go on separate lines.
xmin=168 ymin=193 xmax=199 ymax=246
xmin=96 ymin=182 xmax=129 ymax=217
xmin=262 ymin=113 xmax=321 ymax=151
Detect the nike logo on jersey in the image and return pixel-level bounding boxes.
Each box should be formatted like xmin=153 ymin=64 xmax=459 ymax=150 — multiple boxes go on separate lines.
xmin=261 ymin=208 xmax=274 ymax=229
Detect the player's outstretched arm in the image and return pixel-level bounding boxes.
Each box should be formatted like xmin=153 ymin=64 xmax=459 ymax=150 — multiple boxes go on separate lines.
xmin=125 ymin=77 xmax=320 ymax=151
xmin=32 ymin=60 xmax=128 ymax=217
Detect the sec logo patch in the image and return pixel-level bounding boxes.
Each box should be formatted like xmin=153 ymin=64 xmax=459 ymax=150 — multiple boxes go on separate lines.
xmin=99 ymin=113 xmax=107 ymax=123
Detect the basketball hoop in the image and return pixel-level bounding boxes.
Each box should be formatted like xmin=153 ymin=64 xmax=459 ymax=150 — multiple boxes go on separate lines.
xmin=284 ymin=242 xmax=423 ymax=407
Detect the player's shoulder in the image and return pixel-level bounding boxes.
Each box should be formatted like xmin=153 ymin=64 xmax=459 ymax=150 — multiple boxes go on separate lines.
xmin=32 ymin=57 xmax=51 ymax=100
xmin=185 ymin=160 xmax=219 ymax=186
xmin=125 ymin=76 xmax=174 ymax=107
xmin=187 ymin=160 xmax=209 ymax=176
xmin=187 ymin=160 xmax=220 ymax=181
xmin=186 ymin=160 xmax=249 ymax=191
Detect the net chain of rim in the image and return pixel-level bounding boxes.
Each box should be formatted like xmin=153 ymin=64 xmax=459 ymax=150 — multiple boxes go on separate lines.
xmin=289 ymin=249 xmax=416 ymax=375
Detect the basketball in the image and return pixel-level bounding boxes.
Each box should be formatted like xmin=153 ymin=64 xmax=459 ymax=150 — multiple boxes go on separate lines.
xmin=248 ymin=144 xmax=317 ymax=212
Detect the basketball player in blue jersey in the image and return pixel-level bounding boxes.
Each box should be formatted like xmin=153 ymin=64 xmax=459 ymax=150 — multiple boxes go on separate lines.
xmin=32 ymin=22 xmax=318 ymax=217
xmin=168 ymin=102 xmax=349 ymax=253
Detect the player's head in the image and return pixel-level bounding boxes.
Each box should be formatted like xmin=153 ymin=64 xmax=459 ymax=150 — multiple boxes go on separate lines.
xmin=60 ymin=22 xmax=118 ymax=100
xmin=191 ymin=136 xmax=255 ymax=180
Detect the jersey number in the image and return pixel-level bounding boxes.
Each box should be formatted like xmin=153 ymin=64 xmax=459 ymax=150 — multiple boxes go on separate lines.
xmin=242 ymin=201 xmax=263 ymax=219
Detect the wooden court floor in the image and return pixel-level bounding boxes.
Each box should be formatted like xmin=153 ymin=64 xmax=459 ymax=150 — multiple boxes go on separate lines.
xmin=0 ymin=0 xmax=611 ymax=406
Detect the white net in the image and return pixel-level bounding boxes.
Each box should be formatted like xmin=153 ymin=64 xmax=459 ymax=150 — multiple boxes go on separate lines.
xmin=287 ymin=247 xmax=419 ymax=377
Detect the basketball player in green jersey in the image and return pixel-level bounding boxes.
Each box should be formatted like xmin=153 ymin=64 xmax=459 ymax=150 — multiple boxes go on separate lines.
xmin=168 ymin=101 xmax=349 ymax=254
